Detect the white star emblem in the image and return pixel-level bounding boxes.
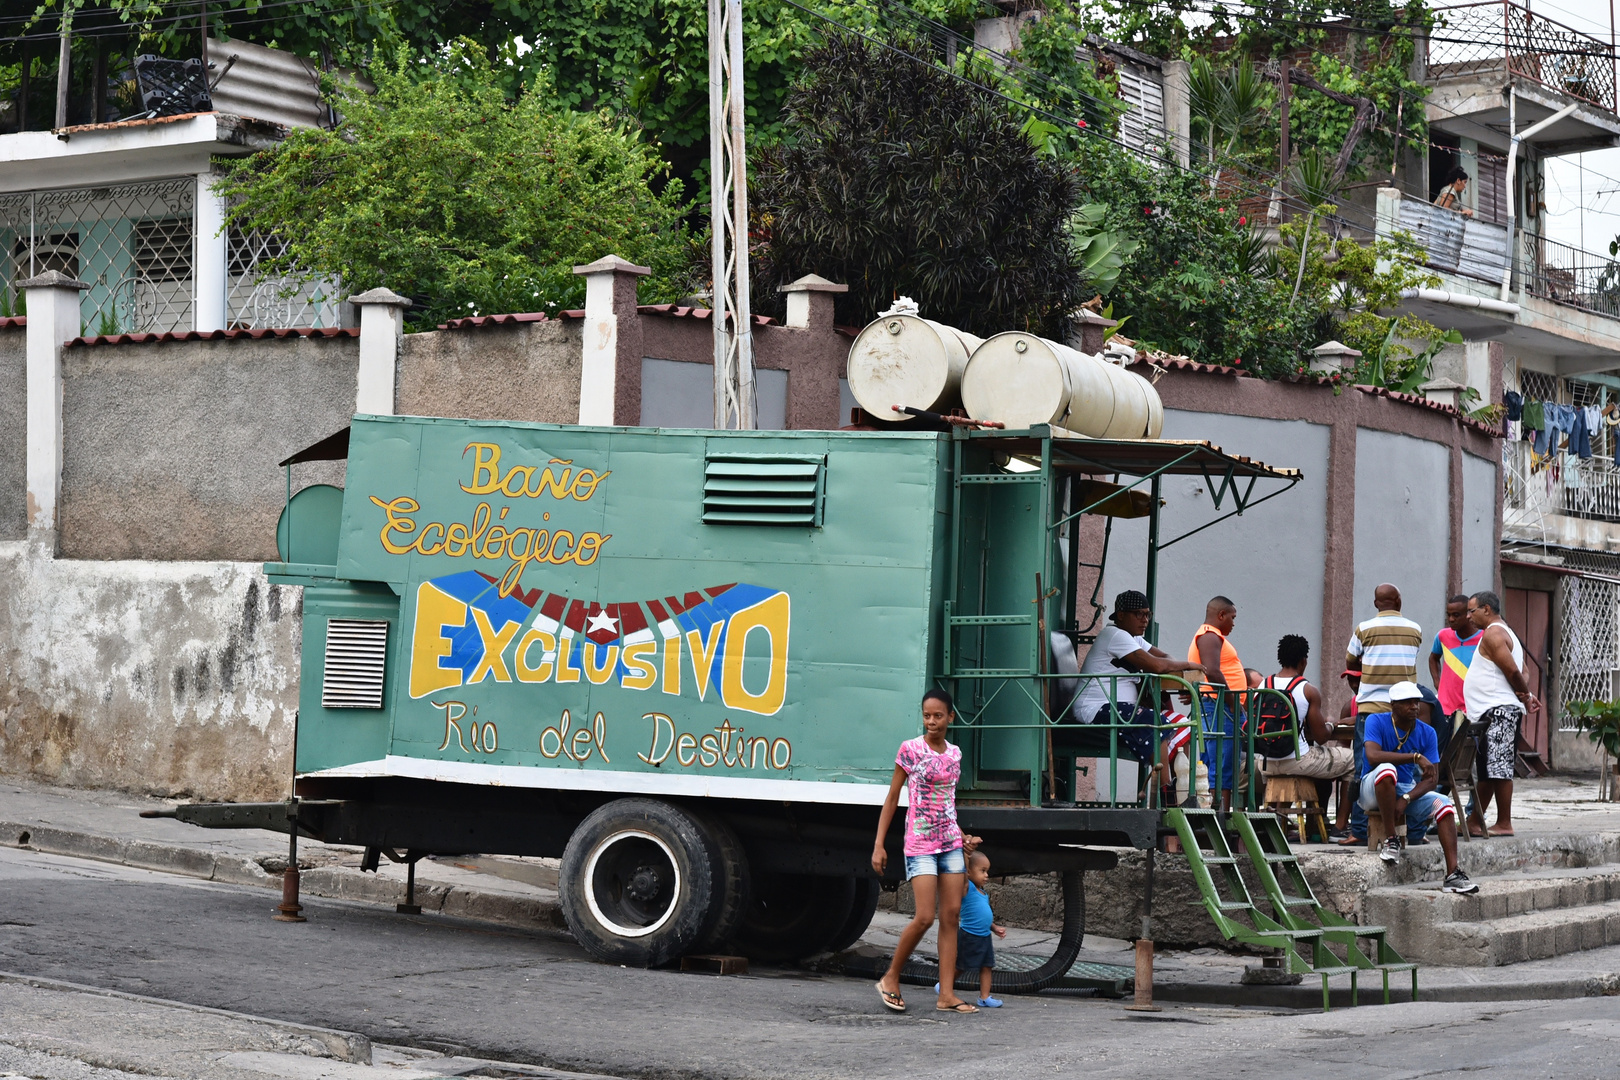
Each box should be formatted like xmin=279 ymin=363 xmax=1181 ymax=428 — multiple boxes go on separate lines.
xmin=585 ymin=609 xmax=619 ymax=636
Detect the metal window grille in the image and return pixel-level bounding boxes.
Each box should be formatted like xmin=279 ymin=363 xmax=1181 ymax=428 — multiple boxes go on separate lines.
xmin=321 ymin=619 xmax=390 ymax=709
xmin=0 ymin=179 xmax=340 ymax=332
xmin=0 ymin=178 xmax=195 ymax=334
xmin=225 ymin=225 xmax=342 ymax=330
xmin=1557 ymin=568 xmax=1620 ymax=724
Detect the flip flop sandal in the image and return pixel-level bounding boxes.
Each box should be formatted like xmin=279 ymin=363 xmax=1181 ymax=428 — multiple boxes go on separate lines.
xmin=1336 ymin=835 xmax=1363 ymax=846
xmin=937 ymin=1001 xmax=979 ymax=1013
xmin=876 ymin=982 xmax=906 ymax=1013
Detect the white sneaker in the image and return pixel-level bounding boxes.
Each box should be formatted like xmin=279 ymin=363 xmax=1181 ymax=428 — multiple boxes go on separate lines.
xmin=1378 ymin=837 xmax=1402 ymax=864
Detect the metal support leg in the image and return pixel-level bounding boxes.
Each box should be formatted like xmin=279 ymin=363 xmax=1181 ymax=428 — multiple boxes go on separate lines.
xmin=1124 ymin=840 xmax=1161 ymax=1012
xmin=273 ymin=799 xmax=305 ymax=923
xmin=397 ymin=855 xmax=422 ymax=915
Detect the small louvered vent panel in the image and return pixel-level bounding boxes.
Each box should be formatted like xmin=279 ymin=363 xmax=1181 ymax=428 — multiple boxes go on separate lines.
xmin=703 ymin=455 xmax=824 ymax=526
xmin=322 ymin=619 xmax=389 ymax=709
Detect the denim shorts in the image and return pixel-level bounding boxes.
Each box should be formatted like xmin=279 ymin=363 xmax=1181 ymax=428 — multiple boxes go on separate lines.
xmin=904 ymin=846 xmax=965 ymax=879
xmin=957 ymin=929 xmax=996 ymax=972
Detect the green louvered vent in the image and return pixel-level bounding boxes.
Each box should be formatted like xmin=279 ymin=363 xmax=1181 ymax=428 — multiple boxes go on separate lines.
xmin=703 ymin=454 xmax=825 ymax=527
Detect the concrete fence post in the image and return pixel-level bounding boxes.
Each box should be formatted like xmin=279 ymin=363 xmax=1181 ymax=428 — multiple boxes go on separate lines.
xmin=572 ymin=256 xmax=650 ymax=426
xmin=348 ymin=287 xmax=411 ymax=415
xmin=1161 ymin=60 xmax=1192 ymax=169
xmin=194 ymin=170 xmax=229 ymax=333
xmin=21 ymin=270 xmax=88 ymax=550
xmin=778 ymin=273 xmax=848 ymax=329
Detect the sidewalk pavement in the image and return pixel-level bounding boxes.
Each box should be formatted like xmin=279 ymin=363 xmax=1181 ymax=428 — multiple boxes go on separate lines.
xmin=2 ymin=775 xmax=1618 ymax=1008
xmin=0 ymin=972 xmax=612 ymax=1079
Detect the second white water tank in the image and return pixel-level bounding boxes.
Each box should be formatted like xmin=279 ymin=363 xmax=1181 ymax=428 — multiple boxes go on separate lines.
xmin=961 ymin=332 xmax=1163 ymax=439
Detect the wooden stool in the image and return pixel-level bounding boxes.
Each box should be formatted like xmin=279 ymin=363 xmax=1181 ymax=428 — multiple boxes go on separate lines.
xmin=1366 ymin=808 xmax=1388 ymax=849
xmin=1263 ymin=773 xmax=1328 ymax=844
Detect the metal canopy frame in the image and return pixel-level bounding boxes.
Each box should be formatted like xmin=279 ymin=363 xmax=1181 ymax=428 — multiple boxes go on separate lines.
xmin=943 ymin=427 xmax=1305 ymax=810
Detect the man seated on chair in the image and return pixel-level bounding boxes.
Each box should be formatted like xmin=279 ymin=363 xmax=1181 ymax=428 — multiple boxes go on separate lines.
xmin=1258 ymin=635 xmax=1356 ymax=790
xmin=1076 ymin=590 xmax=1206 ymax=775
xmin=1360 ymin=681 xmax=1478 ymax=894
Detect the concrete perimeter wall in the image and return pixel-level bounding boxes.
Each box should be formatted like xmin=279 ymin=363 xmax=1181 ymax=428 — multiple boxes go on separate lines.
xmin=59 ymin=334 xmax=359 ymax=561
xmin=398 ymin=319 xmax=581 ymax=423
xmin=0 ymin=546 xmax=300 ymax=800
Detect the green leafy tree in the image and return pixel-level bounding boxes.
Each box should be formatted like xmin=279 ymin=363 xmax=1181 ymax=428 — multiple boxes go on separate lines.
xmin=216 ymin=42 xmax=692 ymax=329
xmin=754 ymin=32 xmax=1085 ymax=337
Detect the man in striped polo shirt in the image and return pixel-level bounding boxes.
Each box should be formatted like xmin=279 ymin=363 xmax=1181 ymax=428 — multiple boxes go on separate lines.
xmin=1345 ymin=584 xmax=1424 ymax=717
xmin=1342 ymin=585 xmax=1424 ymax=845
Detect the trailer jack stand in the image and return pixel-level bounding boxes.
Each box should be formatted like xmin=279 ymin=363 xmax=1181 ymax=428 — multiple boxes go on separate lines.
xmin=273 ymin=801 xmax=305 ymax=923
xmin=1123 ymin=938 xmax=1159 ymax=1012
xmin=398 ymin=857 xmax=422 ymax=915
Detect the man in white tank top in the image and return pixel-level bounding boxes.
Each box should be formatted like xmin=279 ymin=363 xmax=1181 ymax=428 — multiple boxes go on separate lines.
xmin=1465 ymin=590 xmax=1537 ymax=838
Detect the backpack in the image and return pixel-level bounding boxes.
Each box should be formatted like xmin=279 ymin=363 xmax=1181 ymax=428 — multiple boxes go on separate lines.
xmin=1253 ymin=676 xmax=1306 ymax=758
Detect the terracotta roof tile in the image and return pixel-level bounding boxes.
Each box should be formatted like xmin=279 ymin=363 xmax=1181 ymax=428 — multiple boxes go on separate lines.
xmin=437 ymin=312 xmax=562 ymax=330
xmin=436 ymin=306 xmax=778 ymax=331
xmin=1127 ymin=358 xmax=1501 ymax=436
xmin=1355 ymin=383 xmax=1501 ymax=436
xmin=66 ymin=326 xmax=358 ymax=347
xmin=635 ymin=304 xmax=776 ymax=327
xmin=1129 ymin=356 xmax=1243 ymax=377
xmin=0 ymin=316 xmax=24 ymax=330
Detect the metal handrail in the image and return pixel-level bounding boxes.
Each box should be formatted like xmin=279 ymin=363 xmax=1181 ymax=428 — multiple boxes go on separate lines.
xmin=955 ymin=672 xmax=1302 ymax=811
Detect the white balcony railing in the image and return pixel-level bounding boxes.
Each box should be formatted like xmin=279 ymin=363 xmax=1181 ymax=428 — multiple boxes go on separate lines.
xmin=1505 ymin=439 xmax=1620 ymax=533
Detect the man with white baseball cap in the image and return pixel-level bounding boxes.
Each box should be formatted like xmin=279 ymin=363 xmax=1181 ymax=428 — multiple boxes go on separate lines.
xmin=1360 ymin=680 xmax=1478 ymax=893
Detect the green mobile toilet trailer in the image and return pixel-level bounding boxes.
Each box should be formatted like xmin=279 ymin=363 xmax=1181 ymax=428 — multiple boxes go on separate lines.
xmin=177 ymin=415 xmax=1299 ymax=984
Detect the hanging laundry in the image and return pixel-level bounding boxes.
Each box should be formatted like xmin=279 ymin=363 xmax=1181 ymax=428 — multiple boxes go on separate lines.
xmin=1522 ymin=398 xmax=1546 ymax=430
xmin=1504 ymin=390 xmax=1524 ymax=421
xmin=1572 ymin=405 xmax=1592 ymax=459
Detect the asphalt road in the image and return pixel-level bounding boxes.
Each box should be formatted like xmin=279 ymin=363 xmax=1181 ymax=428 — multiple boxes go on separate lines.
xmin=2 ymin=845 xmax=1618 ymax=1080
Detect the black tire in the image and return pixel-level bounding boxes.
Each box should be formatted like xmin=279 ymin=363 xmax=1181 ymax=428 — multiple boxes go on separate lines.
xmin=559 ymin=798 xmax=719 ymax=968
xmin=735 ymin=872 xmax=857 ymax=963
xmin=824 ymin=876 xmax=881 ymax=954
xmin=689 ymin=811 xmax=751 ymax=954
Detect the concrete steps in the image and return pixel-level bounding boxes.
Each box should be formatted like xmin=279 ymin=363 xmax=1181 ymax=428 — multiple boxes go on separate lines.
xmin=1366 ymin=866 xmax=1620 ymax=965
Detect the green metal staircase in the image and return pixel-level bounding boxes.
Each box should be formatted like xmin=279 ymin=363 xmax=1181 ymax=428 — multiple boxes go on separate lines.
xmin=1227 ymin=811 xmax=1419 ymax=1005
xmin=1164 ymin=808 xmax=1359 ymax=1011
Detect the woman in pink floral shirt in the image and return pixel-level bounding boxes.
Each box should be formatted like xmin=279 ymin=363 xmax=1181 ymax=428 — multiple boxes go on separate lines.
xmin=871 ymin=688 xmax=978 ymax=1013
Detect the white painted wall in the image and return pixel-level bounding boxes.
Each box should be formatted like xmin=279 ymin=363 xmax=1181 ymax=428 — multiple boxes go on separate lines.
xmin=1104 ymin=410 xmax=1331 ymax=686
xmin=1351 ymin=428 xmax=1450 ymax=666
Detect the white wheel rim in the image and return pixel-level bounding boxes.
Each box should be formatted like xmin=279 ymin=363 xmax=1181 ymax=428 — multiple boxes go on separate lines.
xmin=582 ymin=828 xmax=683 ymax=939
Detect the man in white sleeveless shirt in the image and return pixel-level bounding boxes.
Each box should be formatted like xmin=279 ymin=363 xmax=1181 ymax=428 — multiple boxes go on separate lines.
xmin=1465 ymin=590 xmax=1537 ymax=838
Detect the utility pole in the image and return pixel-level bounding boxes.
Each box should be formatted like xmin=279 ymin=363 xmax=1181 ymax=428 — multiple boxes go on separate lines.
xmin=55 ymin=12 xmax=71 ymax=130
xmin=709 ymin=0 xmax=756 ymax=430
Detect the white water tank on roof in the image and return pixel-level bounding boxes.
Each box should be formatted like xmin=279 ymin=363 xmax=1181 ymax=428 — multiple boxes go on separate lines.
xmin=961 ymin=332 xmax=1163 ymax=439
xmin=846 ymin=314 xmax=984 ymax=422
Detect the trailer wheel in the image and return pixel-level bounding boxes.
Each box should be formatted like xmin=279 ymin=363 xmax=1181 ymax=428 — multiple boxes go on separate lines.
xmin=735 ymin=872 xmax=857 ymax=963
xmin=559 ymin=798 xmax=717 ymax=967
xmin=689 ymin=812 xmax=751 ymax=953
xmin=823 ymin=877 xmax=881 ymax=954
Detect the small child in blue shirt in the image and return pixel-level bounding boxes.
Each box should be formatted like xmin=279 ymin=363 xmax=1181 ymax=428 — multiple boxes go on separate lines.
xmin=957 ymin=850 xmax=1007 ymax=1007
